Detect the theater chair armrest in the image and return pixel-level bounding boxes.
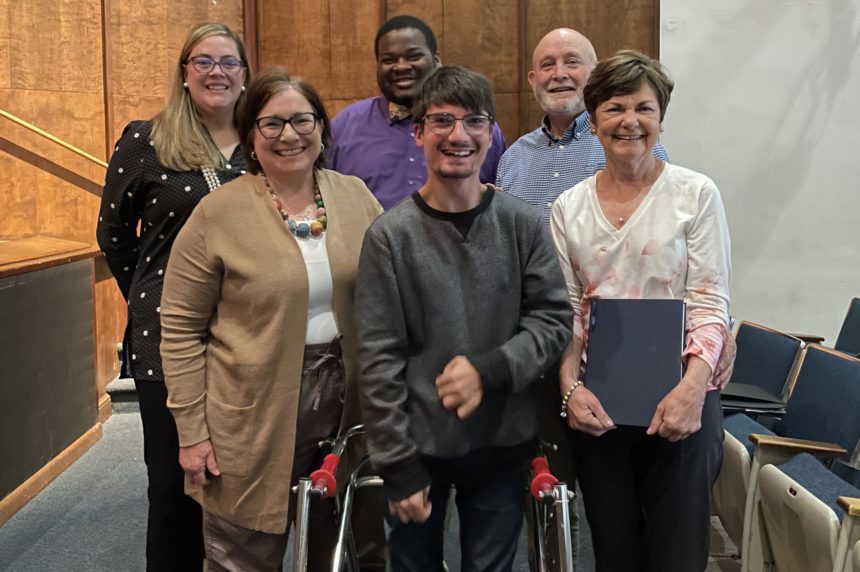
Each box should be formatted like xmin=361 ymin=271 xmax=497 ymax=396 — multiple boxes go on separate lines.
xmin=750 ymin=433 xmax=847 ymax=460
xmin=837 ymin=497 xmax=860 ymax=517
xmin=787 ymin=333 xmax=825 ymax=344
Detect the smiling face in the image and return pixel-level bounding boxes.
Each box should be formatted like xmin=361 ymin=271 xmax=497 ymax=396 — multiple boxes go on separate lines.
xmin=252 ymin=87 xmax=322 ymax=181
xmin=183 ymin=35 xmax=246 ymax=120
xmin=376 ymin=27 xmax=440 ymax=106
xmin=415 ymin=102 xmax=492 ymax=181
xmin=591 ymin=82 xmax=661 ymax=163
xmin=528 ymin=29 xmax=596 ymax=119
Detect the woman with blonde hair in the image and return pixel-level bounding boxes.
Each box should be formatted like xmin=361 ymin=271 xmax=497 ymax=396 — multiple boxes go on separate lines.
xmin=96 ymin=22 xmax=251 ymax=571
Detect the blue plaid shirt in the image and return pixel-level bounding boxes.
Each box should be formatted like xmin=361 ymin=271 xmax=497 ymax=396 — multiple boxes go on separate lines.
xmin=496 ymin=112 xmax=669 ymax=226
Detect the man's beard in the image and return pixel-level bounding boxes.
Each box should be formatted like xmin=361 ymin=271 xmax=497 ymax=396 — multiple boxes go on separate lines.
xmin=535 ymin=89 xmax=583 ymax=116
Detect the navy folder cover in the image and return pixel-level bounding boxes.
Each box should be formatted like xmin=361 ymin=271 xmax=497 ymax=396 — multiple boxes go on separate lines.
xmin=584 ymin=299 xmax=686 ymax=427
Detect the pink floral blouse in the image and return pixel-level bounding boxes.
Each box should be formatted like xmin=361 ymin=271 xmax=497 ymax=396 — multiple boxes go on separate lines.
xmin=550 ymin=163 xmax=731 ymax=389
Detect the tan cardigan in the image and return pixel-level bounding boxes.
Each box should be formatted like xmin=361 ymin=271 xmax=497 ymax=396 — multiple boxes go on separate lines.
xmin=161 ymin=169 xmax=382 ymax=533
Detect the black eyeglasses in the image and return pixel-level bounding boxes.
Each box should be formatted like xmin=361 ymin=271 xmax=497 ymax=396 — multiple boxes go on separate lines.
xmin=422 ymin=112 xmax=494 ymax=135
xmin=187 ymin=56 xmax=245 ymax=74
xmin=255 ymin=113 xmax=319 ymax=139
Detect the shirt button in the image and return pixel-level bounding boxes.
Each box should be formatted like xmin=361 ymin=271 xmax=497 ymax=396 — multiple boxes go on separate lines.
xmin=408 ymin=180 xmax=414 ymax=185
xmin=546 ymin=202 xmax=553 ymax=208
xmin=409 ymin=157 xmax=415 ymax=163
xmin=559 ymin=145 xmax=565 ymax=149
xmin=553 ymin=173 xmax=559 ymax=178
xmin=225 ymin=164 xmax=231 ymax=169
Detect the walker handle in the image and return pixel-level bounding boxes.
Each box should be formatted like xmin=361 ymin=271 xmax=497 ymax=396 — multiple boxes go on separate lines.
xmin=309 ymin=453 xmax=341 ymax=497
xmin=530 ymin=456 xmax=558 ymax=499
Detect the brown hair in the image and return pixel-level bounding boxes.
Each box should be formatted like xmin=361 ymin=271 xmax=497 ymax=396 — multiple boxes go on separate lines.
xmin=412 ymin=65 xmax=496 ymax=123
xmin=151 ymin=23 xmax=251 ymax=171
xmin=238 ymin=68 xmax=331 ymax=174
xmin=584 ymin=49 xmax=673 ymax=123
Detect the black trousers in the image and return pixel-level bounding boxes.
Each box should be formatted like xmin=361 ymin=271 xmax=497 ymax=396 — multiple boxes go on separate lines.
xmin=136 ymin=379 xmax=204 ymax=572
xmin=574 ymin=390 xmax=723 ymax=572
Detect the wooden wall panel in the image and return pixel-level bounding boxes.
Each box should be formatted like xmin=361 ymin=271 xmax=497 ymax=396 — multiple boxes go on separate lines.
xmin=0 ymin=0 xmax=10 ymax=89
xmin=329 ymin=0 xmax=383 ymax=101
xmin=6 ymin=0 xmax=103 ymax=93
xmin=257 ymin=0 xmax=331 ymax=95
xmin=385 ymin=0 xmax=444 ymax=54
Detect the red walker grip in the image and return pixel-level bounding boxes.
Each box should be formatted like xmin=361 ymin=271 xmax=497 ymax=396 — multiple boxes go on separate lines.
xmin=529 ymin=456 xmax=558 ymax=499
xmin=309 ymin=453 xmax=341 ymax=497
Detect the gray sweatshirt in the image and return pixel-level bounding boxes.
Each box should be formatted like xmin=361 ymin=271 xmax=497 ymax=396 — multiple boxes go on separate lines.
xmin=356 ymin=188 xmax=573 ymax=499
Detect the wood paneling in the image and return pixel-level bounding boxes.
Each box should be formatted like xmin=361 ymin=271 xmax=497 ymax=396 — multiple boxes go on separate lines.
xmin=5 ymin=0 xmax=103 ymax=93
xmin=257 ymin=0 xmax=330 ymax=94
xmin=385 ymin=0 xmax=444 ymax=52
xmin=329 ymin=0 xmax=382 ymax=100
xmin=495 ymin=92 xmax=520 ymax=147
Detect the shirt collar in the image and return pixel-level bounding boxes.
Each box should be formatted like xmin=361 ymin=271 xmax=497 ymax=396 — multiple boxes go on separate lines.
xmin=540 ymin=111 xmax=591 ymax=145
xmin=376 ymin=96 xmax=412 ymax=125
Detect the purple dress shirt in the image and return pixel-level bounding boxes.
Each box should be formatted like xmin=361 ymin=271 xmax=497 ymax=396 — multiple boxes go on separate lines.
xmin=327 ymin=95 xmax=507 ymax=210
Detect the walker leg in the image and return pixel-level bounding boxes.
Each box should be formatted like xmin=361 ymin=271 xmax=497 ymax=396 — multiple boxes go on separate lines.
xmin=554 ymin=483 xmax=574 ymax=572
xmin=293 ymin=478 xmax=313 ymax=572
xmin=532 ymin=495 xmax=550 ymax=572
xmin=331 ymin=478 xmax=357 ymax=572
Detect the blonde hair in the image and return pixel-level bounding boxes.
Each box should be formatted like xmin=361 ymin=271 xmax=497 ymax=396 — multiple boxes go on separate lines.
xmin=151 ymin=23 xmax=250 ymax=171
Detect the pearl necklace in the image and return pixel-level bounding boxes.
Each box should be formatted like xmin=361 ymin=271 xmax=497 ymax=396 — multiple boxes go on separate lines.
xmin=201 ymin=167 xmax=221 ymax=193
xmin=261 ymin=173 xmax=327 ymax=238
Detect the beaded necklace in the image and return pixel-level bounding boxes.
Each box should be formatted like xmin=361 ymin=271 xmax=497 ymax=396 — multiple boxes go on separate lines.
xmin=261 ymin=173 xmax=327 ymax=238
xmin=201 ymin=167 xmax=221 ymax=193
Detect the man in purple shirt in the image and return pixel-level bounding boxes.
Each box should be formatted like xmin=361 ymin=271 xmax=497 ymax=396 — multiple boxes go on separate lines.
xmin=327 ymin=15 xmax=507 ymax=210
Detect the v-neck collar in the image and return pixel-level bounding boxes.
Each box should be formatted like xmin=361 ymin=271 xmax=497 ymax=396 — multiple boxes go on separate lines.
xmin=591 ymin=163 xmax=667 ymax=236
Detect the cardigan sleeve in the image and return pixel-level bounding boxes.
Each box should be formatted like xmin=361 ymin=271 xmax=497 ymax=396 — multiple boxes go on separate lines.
xmin=682 ymin=178 xmax=732 ymax=374
xmin=160 ymin=203 xmax=223 ymax=447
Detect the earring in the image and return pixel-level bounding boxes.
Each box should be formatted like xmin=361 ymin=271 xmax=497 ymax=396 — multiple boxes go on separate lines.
xmin=241 ymin=85 xmax=246 ymax=92
xmin=183 ymin=82 xmax=188 ymax=89
xmin=250 ymin=150 xmax=257 ymax=160
xmin=320 ymin=143 xmax=326 ymax=152
xmin=590 ymin=127 xmax=596 ymax=135
xmin=659 ymin=125 xmax=664 ymax=133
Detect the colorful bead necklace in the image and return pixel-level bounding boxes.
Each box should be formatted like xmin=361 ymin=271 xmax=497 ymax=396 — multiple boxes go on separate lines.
xmin=261 ymin=173 xmax=327 ymax=238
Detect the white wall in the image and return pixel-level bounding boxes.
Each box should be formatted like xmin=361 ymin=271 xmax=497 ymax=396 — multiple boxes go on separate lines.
xmin=660 ymin=0 xmax=860 ymax=342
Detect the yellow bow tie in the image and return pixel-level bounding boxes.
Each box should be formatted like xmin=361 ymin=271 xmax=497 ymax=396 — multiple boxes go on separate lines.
xmin=388 ymin=101 xmax=411 ymax=121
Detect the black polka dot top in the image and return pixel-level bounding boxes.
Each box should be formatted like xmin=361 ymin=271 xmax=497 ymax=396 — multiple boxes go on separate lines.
xmin=96 ymin=120 xmax=247 ymax=381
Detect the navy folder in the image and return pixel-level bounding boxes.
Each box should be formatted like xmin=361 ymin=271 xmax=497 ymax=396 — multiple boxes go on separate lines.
xmin=584 ymin=299 xmax=686 ymax=427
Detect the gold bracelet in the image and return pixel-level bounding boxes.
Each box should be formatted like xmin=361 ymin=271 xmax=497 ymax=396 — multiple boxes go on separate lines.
xmin=560 ymin=380 xmax=585 ymax=418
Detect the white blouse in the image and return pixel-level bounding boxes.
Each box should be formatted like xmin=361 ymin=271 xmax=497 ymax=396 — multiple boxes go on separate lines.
xmin=293 ymin=232 xmax=338 ymax=344
xmin=550 ymin=163 xmax=731 ymax=385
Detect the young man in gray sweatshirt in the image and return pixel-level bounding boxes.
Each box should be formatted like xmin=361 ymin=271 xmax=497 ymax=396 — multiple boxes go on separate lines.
xmin=356 ymin=65 xmax=573 ymax=571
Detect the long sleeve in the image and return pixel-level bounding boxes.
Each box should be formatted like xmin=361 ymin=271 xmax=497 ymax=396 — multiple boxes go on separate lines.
xmin=96 ymin=121 xmax=147 ymax=299
xmin=160 ymin=204 xmax=223 ymax=447
xmin=550 ymin=202 xmax=587 ymax=343
xmin=477 ymin=221 xmax=573 ymax=394
xmin=355 ymin=227 xmax=431 ymax=501
xmin=682 ymin=179 xmax=731 ymax=373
